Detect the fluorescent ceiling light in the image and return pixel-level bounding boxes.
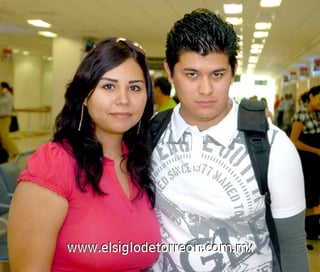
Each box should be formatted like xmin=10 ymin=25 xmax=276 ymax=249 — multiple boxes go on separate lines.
xmin=223 ymin=4 xmax=243 ymax=14
xmin=253 ymin=31 xmax=269 ymax=38
xmin=251 ymin=43 xmax=264 ymax=49
xmin=38 ymin=31 xmax=58 ymax=38
xmin=260 ymin=0 xmax=282 ymax=7
xmin=250 ymin=48 xmax=263 ymax=54
xmin=27 ymin=19 xmax=51 ymax=28
xmin=255 ymin=22 xmax=272 ymax=30
xmin=226 ymin=17 xmax=243 ymax=25
xmin=249 ymin=56 xmax=259 ymax=63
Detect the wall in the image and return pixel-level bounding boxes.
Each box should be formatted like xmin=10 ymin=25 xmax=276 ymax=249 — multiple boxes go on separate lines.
xmin=0 ymin=48 xmax=14 ymax=84
xmin=0 ymin=37 xmax=83 ymax=135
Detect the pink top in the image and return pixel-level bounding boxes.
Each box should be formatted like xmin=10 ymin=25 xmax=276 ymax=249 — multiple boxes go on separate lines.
xmin=18 ymin=142 xmax=161 ymax=272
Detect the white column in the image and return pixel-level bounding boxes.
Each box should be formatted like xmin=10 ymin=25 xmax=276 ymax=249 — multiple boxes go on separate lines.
xmin=51 ymin=37 xmax=84 ymax=125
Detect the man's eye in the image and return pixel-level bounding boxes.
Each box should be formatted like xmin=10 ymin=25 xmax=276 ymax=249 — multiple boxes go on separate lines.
xmin=212 ymin=72 xmax=223 ymax=78
xmin=186 ymin=72 xmax=197 ymax=78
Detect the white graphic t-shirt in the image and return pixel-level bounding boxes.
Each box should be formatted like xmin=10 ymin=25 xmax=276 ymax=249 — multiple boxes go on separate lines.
xmin=151 ymin=101 xmax=305 ymax=272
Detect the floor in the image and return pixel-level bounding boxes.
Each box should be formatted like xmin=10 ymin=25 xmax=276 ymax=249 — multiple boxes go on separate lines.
xmin=1 ymin=132 xmax=320 ymax=271
xmin=309 ymin=239 xmax=320 ymax=271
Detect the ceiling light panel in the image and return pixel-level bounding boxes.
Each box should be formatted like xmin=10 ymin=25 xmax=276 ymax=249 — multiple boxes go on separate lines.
xmin=253 ymin=31 xmax=269 ymax=38
xmin=226 ymin=17 xmax=243 ymax=25
xmin=27 ymin=19 xmax=51 ymax=28
xmin=255 ymin=22 xmax=272 ymax=30
xmin=223 ymin=4 xmax=243 ymax=14
xmin=260 ymin=0 xmax=282 ymax=7
xmin=38 ymin=31 xmax=57 ymax=38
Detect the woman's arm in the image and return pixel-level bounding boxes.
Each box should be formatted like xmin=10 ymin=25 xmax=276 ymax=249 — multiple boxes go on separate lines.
xmin=8 ymin=182 xmax=68 ymax=272
xmin=290 ymin=121 xmax=320 ymax=155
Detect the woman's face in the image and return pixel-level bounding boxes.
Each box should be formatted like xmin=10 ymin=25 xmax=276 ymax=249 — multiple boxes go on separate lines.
xmin=86 ymin=58 xmax=147 ymax=139
xmin=310 ymin=93 xmax=320 ymax=111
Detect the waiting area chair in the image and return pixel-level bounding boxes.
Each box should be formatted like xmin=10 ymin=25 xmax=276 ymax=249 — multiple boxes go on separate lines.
xmin=0 ymin=149 xmax=35 ymax=196
xmin=0 ymin=174 xmax=10 ymax=262
xmin=0 ymin=150 xmax=35 ymax=266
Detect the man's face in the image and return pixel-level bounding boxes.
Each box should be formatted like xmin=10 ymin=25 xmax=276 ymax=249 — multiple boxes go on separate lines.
xmin=165 ymin=51 xmax=236 ymax=130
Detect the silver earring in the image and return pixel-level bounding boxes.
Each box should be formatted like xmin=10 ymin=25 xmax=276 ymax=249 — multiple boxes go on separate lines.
xmin=137 ymin=120 xmax=141 ymax=134
xmin=78 ymin=104 xmax=85 ymax=131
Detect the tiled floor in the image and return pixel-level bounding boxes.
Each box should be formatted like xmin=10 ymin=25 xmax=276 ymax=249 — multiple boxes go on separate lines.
xmin=308 ymin=239 xmax=320 ymax=272
xmin=1 ymin=133 xmax=320 ymax=271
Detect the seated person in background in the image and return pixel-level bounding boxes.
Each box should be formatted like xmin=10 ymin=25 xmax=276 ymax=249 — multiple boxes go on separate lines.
xmin=8 ymin=37 xmax=161 ymax=272
xmin=154 ymin=76 xmax=177 ymax=112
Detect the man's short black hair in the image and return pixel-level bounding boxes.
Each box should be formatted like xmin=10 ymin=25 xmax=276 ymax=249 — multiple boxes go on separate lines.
xmin=165 ymin=8 xmax=239 ymax=76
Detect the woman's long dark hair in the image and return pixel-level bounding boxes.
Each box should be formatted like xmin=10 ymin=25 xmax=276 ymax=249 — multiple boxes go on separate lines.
xmin=53 ymin=37 xmax=155 ymax=205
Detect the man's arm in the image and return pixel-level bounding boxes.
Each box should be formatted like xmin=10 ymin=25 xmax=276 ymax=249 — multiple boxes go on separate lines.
xmin=274 ymin=211 xmax=310 ymax=272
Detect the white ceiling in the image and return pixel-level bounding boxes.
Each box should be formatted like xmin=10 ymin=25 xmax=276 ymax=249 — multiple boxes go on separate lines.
xmin=0 ymin=0 xmax=320 ymax=78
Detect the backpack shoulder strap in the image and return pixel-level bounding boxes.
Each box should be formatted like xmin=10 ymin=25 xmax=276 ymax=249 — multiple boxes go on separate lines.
xmin=149 ymin=109 xmax=173 ymax=149
xmin=238 ymin=98 xmax=269 ymax=194
xmin=238 ymin=98 xmax=281 ymax=270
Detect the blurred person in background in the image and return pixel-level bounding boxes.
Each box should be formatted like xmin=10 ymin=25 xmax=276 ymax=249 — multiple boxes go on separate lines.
xmin=290 ymin=85 xmax=320 ymax=243
xmin=153 ymin=76 xmax=176 ymax=112
xmin=0 ymin=81 xmax=19 ymax=160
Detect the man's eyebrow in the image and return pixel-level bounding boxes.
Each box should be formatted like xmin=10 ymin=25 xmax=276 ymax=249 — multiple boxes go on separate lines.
xmin=182 ymin=67 xmax=227 ymax=72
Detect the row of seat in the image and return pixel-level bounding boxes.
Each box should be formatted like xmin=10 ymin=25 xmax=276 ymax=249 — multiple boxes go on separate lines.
xmin=0 ymin=150 xmax=35 ymax=262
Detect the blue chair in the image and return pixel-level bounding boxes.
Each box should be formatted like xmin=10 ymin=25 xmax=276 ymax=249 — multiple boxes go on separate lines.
xmin=0 ymin=176 xmax=10 ymax=262
xmin=0 ymin=149 xmax=35 ymax=196
xmin=0 ymin=162 xmax=20 ymax=197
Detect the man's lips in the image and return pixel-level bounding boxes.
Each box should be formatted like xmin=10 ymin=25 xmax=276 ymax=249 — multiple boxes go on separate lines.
xmin=196 ymin=100 xmax=216 ymax=106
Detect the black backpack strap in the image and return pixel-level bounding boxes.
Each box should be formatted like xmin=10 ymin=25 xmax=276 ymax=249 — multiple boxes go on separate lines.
xmin=149 ymin=109 xmax=173 ymax=149
xmin=238 ymin=98 xmax=281 ymax=270
xmin=238 ymin=98 xmax=269 ymax=195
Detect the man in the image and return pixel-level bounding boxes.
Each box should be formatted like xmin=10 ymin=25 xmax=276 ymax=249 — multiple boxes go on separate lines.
xmin=150 ymin=9 xmax=309 ymax=271
xmin=154 ymin=76 xmax=177 ymax=112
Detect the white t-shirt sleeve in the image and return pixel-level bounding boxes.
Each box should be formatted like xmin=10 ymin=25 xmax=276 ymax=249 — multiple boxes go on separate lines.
xmin=267 ymin=127 xmax=306 ymax=218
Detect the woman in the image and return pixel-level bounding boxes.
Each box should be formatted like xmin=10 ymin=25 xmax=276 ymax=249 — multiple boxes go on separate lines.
xmin=8 ymin=37 xmax=161 ymax=271
xmin=0 ymin=81 xmax=19 ymax=160
xmin=290 ymin=85 xmax=320 ymax=242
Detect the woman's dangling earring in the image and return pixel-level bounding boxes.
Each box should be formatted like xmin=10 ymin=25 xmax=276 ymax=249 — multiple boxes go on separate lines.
xmin=137 ymin=120 xmax=141 ymax=134
xmin=78 ymin=104 xmax=85 ymax=131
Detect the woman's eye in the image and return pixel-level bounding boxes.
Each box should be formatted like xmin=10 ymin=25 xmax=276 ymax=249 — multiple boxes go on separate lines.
xmin=103 ymin=84 xmax=115 ymax=90
xmin=130 ymin=85 xmax=141 ymax=92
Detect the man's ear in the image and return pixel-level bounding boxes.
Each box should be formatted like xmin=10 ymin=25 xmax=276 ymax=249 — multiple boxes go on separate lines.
xmin=164 ymin=61 xmax=173 ymax=84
